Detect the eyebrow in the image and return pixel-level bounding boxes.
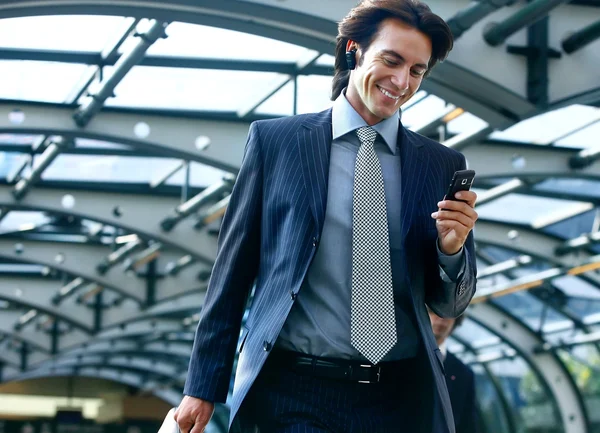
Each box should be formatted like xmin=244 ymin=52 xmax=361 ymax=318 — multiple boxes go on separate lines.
xmin=380 ymin=49 xmax=429 ymax=70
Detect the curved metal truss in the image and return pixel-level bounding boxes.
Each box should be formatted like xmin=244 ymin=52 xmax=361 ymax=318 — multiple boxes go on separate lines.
xmin=0 ymin=1 xmax=598 ymax=432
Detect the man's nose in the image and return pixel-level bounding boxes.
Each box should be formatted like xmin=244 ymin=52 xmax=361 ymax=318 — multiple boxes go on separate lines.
xmin=391 ymin=67 xmax=410 ymax=91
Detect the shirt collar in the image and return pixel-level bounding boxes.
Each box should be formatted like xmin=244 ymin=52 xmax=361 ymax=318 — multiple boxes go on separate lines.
xmin=332 ymin=90 xmax=400 ymax=155
xmin=439 ymin=342 xmax=447 ymax=360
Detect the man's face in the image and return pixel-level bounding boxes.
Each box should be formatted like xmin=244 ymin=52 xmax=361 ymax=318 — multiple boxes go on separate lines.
xmin=345 ymin=18 xmax=431 ymax=125
xmin=428 ymin=311 xmax=456 ymax=346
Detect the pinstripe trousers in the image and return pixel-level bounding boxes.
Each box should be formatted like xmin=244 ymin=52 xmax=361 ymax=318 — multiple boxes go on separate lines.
xmin=237 ymin=350 xmax=438 ymax=433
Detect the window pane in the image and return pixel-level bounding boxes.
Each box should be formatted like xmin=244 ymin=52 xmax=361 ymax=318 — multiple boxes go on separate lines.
xmin=0 ymin=61 xmax=88 ymax=103
xmin=0 ymin=16 xmax=130 ymax=51
xmin=106 ymin=66 xmax=288 ymax=111
xmin=145 ymin=22 xmax=317 ymax=62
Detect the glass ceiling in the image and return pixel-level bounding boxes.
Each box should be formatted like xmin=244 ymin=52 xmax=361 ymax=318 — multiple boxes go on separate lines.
xmin=0 ymin=12 xmax=598 ymax=432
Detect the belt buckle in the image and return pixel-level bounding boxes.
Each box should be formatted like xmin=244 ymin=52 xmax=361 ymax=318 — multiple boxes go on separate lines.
xmin=357 ymin=364 xmax=382 ymax=384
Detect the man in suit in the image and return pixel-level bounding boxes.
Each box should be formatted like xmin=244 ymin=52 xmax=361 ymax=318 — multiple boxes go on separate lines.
xmin=175 ymin=0 xmax=478 ymax=432
xmin=429 ymin=310 xmax=481 ymax=433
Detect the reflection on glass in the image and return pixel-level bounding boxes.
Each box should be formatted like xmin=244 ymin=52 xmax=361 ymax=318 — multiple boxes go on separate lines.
xmin=471 ymin=363 xmax=512 ymax=433
xmin=488 ymin=357 xmax=564 ymax=433
xmin=558 ymin=346 xmax=600 ymax=432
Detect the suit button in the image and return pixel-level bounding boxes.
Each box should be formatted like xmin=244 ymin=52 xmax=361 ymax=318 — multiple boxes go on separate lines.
xmin=290 ymin=291 xmax=297 ymax=300
xmin=312 ymin=236 xmax=319 ymax=247
xmin=263 ymin=341 xmax=272 ymax=352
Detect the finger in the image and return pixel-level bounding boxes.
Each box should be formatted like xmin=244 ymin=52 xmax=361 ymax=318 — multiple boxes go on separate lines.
xmin=435 ymin=219 xmax=471 ymax=238
xmin=190 ymin=422 xmax=207 ymax=433
xmin=177 ymin=415 xmax=194 ymax=433
xmin=432 ymin=209 xmax=476 ymax=230
xmin=454 ymin=190 xmax=477 ymax=206
xmin=436 ymin=200 xmax=478 ymax=221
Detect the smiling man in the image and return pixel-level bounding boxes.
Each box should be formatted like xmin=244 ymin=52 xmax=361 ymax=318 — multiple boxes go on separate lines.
xmin=175 ymin=1 xmax=478 ymax=432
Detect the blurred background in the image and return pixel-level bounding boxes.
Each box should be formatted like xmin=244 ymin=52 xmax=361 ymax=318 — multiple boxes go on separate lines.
xmin=0 ymin=0 xmax=598 ymax=432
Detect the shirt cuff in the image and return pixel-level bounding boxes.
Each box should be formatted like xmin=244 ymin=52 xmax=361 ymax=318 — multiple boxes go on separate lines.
xmin=437 ymin=239 xmax=465 ymax=282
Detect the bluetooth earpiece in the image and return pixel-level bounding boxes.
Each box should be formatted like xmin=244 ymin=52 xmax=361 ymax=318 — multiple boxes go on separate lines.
xmin=345 ymin=48 xmax=357 ymax=70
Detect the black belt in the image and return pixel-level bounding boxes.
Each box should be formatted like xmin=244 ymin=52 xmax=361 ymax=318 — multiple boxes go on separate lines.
xmin=268 ymin=350 xmax=414 ymax=384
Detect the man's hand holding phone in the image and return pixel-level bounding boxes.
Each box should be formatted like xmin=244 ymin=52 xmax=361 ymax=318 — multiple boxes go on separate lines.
xmin=431 ymin=170 xmax=478 ymax=255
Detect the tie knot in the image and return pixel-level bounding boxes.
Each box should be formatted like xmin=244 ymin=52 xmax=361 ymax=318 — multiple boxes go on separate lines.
xmin=356 ymin=126 xmax=377 ymax=147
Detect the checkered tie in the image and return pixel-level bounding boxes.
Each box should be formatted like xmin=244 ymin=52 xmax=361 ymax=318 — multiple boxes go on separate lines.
xmin=351 ymin=126 xmax=397 ymax=365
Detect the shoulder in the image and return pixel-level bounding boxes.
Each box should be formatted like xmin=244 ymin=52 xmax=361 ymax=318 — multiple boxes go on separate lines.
xmin=404 ymin=128 xmax=465 ymax=165
xmin=252 ymin=111 xmax=329 ymax=137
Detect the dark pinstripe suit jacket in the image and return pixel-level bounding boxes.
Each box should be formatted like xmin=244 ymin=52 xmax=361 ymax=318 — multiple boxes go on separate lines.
xmin=183 ymin=108 xmax=476 ymax=433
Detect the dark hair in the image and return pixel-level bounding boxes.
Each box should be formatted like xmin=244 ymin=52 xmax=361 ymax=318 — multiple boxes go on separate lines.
xmin=331 ymin=0 xmax=454 ymax=100
xmin=452 ymin=313 xmax=465 ymax=331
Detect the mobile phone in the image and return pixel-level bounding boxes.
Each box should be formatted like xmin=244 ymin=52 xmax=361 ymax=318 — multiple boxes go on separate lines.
xmin=444 ymin=169 xmax=475 ymax=202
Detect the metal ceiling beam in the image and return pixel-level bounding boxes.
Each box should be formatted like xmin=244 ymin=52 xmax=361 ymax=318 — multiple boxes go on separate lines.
xmin=484 ymin=0 xmax=572 ymax=46
xmin=58 ymin=318 xmax=184 ymax=352
xmin=4 ymin=367 xmax=183 ymax=406
xmin=562 ymin=19 xmax=600 ymax=53
xmin=0 ymin=185 xmax=219 ymax=264
xmin=469 ymin=303 xmax=588 ymax=433
xmin=0 ymin=0 xmax=532 ymax=127
xmin=475 ymin=220 xmax=600 ymax=288
xmin=0 ymin=101 xmax=249 ymax=173
xmin=0 ymin=239 xmax=146 ymax=302
xmin=0 ymin=48 xmax=333 ymax=76
xmin=0 ymin=311 xmax=51 ymax=352
xmin=0 ymin=278 xmax=93 ymax=331
xmin=73 ymin=20 xmax=168 ymax=127
xmin=463 ymin=141 xmax=600 ymax=181
xmin=447 ymin=0 xmax=517 ymax=38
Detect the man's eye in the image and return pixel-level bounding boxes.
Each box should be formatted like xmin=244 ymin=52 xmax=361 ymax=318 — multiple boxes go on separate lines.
xmin=383 ymin=58 xmax=399 ymax=66
xmin=411 ymin=70 xmax=425 ymax=77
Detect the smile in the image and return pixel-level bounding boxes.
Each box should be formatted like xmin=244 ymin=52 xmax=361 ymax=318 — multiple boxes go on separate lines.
xmin=377 ymin=86 xmax=401 ymax=100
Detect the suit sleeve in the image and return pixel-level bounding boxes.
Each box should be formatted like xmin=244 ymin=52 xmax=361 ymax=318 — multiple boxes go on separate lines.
xmin=183 ymin=121 xmax=263 ymax=402
xmin=425 ymin=153 xmax=476 ymax=318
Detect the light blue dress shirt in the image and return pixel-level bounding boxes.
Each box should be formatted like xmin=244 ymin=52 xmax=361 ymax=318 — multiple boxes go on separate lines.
xmin=277 ymin=93 xmax=464 ymax=361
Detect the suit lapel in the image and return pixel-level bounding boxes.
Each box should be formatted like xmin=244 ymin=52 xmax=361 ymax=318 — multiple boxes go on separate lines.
xmin=297 ymin=109 xmax=333 ymax=233
xmin=400 ymin=126 xmax=428 ymax=242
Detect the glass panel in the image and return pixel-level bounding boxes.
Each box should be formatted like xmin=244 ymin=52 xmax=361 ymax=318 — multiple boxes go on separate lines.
xmin=556 ymin=120 xmax=600 ymax=149
xmin=470 ymin=363 xmax=512 ymax=433
xmin=255 ymin=81 xmax=294 ymax=117
xmin=296 ymin=75 xmax=333 ymax=115
xmin=490 ymin=104 xmax=600 ymax=145
xmin=0 ymin=152 xmax=30 ymax=179
xmin=552 ymin=276 xmax=600 ymax=300
xmin=40 ymin=154 xmax=227 ymax=188
xmin=0 ymin=61 xmax=88 ymax=103
xmin=453 ymin=319 xmax=501 ymax=349
xmin=557 ymin=346 xmax=600 ymax=432
xmin=401 ymin=94 xmax=446 ymax=128
xmin=535 ymin=179 xmax=600 ymax=199
xmin=316 ymin=54 xmax=335 ymax=66
xmin=488 ymin=357 xmax=564 ymax=433
xmin=106 ymin=66 xmax=287 ymax=111
xmin=75 ymin=138 xmax=133 ymax=151
xmin=0 ymin=211 xmax=49 ymax=233
xmin=447 ymin=112 xmax=488 ymax=135
xmin=495 ymin=293 xmax=552 ymax=331
xmin=476 ymin=193 xmax=594 ymax=226
xmin=0 ymin=134 xmax=39 ymax=145
xmin=0 ymin=16 xmax=130 ymax=51
xmin=166 ymin=161 xmax=230 ymax=188
xmin=145 ymin=22 xmax=317 ymax=62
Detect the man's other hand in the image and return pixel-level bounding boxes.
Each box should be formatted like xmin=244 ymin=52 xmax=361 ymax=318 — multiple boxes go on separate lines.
xmin=174 ymin=395 xmax=215 ymax=433
xmin=431 ymin=190 xmax=478 ymax=255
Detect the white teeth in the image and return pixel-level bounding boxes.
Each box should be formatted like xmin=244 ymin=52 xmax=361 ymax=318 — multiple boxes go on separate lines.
xmin=378 ymin=86 xmax=400 ymax=100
